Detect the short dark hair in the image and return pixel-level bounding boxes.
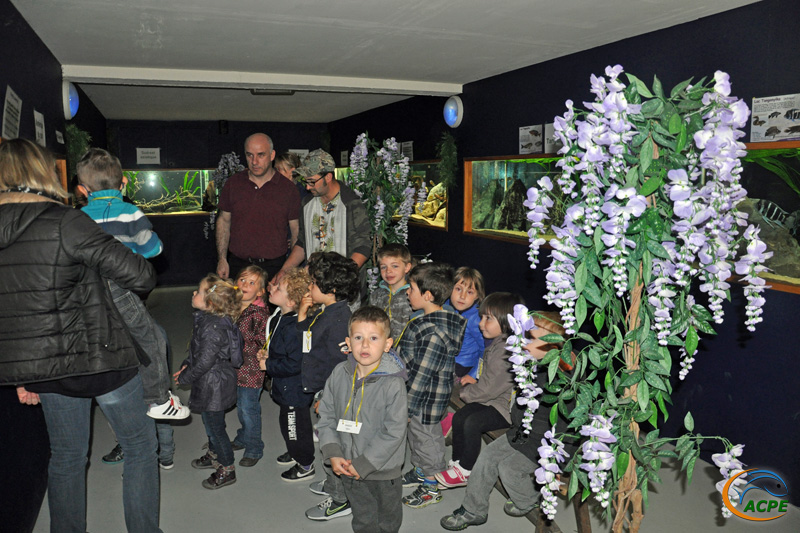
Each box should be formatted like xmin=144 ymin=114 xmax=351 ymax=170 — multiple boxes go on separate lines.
xmin=76 ymin=148 xmax=124 ymax=191
xmin=479 ymin=292 xmax=526 ymax=336
xmin=408 ymin=262 xmax=454 ymax=306
xmin=307 ymin=252 xmax=361 ymax=303
xmin=349 ymin=306 xmax=391 ymax=338
xmin=377 ymin=243 xmax=411 ymax=264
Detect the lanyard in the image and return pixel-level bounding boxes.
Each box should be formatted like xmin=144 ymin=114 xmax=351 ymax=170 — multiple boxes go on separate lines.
xmin=307 ymin=305 xmax=326 ymax=335
xmin=263 ymin=309 xmax=282 ymax=351
xmin=392 ymin=315 xmax=419 ymax=349
xmin=342 ymin=365 xmax=377 ymax=424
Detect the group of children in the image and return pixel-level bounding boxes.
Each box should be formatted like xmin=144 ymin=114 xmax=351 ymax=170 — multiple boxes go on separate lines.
xmin=76 ymin=147 xmax=571 ymax=532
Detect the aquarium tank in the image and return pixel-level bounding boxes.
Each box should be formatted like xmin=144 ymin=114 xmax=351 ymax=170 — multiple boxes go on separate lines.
xmin=123 ymin=169 xmax=212 ymax=214
xmin=408 ymin=160 xmax=446 ymax=229
xmin=467 ymin=156 xmax=563 ymax=239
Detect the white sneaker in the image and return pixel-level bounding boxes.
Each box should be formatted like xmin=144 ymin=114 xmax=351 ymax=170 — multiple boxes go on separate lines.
xmin=435 ymin=459 xmax=471 ymax=488
xmin=147 ymin=392 xmax=190 ymax=420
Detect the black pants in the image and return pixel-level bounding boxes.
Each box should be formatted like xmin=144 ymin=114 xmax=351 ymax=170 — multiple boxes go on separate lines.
xmin=342 ymin=477 xmax=402 ymax=533
xmin=227 ymin=254 xmax=284 ymax=284
xmin=452 ymin=402 xmax=510 ymax=470
xmin=278 ymin=404 xmax=315 ymax=467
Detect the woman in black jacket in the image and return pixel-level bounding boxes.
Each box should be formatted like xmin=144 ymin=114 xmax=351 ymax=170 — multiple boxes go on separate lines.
xmin=0 ymin=139 xmax=162 ymax=533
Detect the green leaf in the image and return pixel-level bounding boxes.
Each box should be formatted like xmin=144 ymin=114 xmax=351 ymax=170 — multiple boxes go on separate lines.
xmin=668 ymin=113 xmax=682 ymax=134
xmin=612 ymin=325 xmax=623 ymax=356
xmin=638 ymin=379 xmax=650 ymax=411
xmin=652 ymin=75 xmax=665 ymax=99
xmin=640 ymin=137 xmax=654 ymax=172
xmin=625 ymin=165 xmax=640 ymax=188
xmin=675 ymin=434 xmax=690 ymax=454
xmin=648 ymin=401 xmax=658 ymax=427
xmin=686 ymin=452 xmax=698 ymax=485
xmin=620 ymin=370 xmax=642 ymax=387
xmin=693 ymin=319 xmax=717 ymax=336
xmin=616 ymin=451 xmax=630 ymax=479
xmin=658 ymin=449 xmax=679 ymax=458
xmin=644 ymin=372 xmax=667 ymax=391
xmin=670 ymin=77 xmax=693 ymax=99
xmin=639 ymin=174 xmax=663 ymax=196
xmin=651 ymin=131 xmax=677 ymax=151
xmin=575 ymin=296 xmax=587 ymax=330
xmin=644 ymin=360 xmax=670 ymax=375
xmin=550 ymin=404 xmax=559 ymax=427
xmin=685 ymin=325 xmax=699 ymax=355
xmin=548 ymin=357 xmax=559 ymax=383
xmin=626 ymin=73 xmax=654 ymax=98
xmin=676 ymin=123 xmax=688 ymax=152
xmin=641 ymin=99 xmax=664 ymax=117
xmin=540 ymin=333 xmax=565 ymax=344
xmin=646 ymin=240 xmax=671 ymax=259
xmin=593 ymin=311 xmax=606 ymax=334
xmin=642 ymin=479 xmax=649 ymax=510
xmin=576 ymin=332 xmax=596 ymax=343
xmin=684 ymin=411 xmax=695 ymax=433
xmin=582 ymin=279 xmax=603 ymax=307
xmin=567 ymin=470 xmax=579 ymax=500
xmin=575 ymin=261 xmax=588 ymax=295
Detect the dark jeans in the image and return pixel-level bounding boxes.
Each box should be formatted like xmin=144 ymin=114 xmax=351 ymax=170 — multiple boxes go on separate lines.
xmin=278 ymin=404 xmax=315 ymax=467
xmin=234 ymin=386 xmax=264 ymax=459
xmin=227 ymin=254 xmax=284 ymax=284
xmin=342 ymin=477 xmax=402 ymax=533
xmin=452 ymin=402 xmax=510 ymax=470
xmin=202 ymin=410 xmax=234 ymax=467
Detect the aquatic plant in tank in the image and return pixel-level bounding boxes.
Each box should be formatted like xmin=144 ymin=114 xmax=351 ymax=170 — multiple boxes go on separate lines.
xmin=123 ymin=169 xmax=211 ymax=214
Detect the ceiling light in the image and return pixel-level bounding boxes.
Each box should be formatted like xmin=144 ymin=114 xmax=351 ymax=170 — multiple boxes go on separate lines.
xmin=249 ymin=89 xmax=296 ymax=96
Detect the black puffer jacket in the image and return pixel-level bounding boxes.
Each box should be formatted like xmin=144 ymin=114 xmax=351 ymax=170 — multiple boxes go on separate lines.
xmin=179 ymin=311 xmax=243 ymax=412
xmin=0 ymin=201 xmax=156 ymax=385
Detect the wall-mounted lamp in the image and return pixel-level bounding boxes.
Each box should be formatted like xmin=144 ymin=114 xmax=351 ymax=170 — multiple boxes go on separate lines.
xmin=63 ymin=81 xmax=80 ymax=120
xmin=444 ymin=95 xmax=463 ymax=128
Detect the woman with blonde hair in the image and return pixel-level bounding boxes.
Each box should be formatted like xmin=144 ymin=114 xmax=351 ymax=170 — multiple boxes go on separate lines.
xmin=0 ymin=138 xmax=163 ymax=532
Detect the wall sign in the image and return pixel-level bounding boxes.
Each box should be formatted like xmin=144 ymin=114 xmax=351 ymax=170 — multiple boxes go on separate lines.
xmin=2 ymin=85 xmax=22 ymax=139
xmin=136 ymin=147 xmax=161 ymax=165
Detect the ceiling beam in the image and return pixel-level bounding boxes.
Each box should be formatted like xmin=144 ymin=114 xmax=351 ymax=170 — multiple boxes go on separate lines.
xmin=62 ymin=65 xmax=462 ymax=97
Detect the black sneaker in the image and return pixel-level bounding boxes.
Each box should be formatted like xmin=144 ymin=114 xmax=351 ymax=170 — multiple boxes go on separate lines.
xmin=276 ymin=451 xmax=296 ymax=467
xmin=441 ymin=506 xmax=488 ymax=530
xmin=401 ymin=466 xmax=425 ymax=487
xmin=202 ymin=467 xmax=236 ymax=490
xmin=191 ymin=452 xmax=216 ymax=470
xmin=102 ymin=444 xmax=124 ymax=465
xmin=402 ymin=483 xmax=442 ymax=509
xmin=281 ymin=463 xmax=316 ymax=482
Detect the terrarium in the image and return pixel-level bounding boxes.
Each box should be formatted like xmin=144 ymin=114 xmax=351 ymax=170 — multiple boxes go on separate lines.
xmin=123 ymin=169 xmax=213 ymax=214
xmin=464 ymin=155 xmax=563 ymax=240
xmin=408 ymin=160 xmax=446 ymax=229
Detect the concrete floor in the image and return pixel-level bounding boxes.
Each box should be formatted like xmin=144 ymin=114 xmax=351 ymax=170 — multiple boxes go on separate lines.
xmin=32 ymin=286 xmax=800 ymax=532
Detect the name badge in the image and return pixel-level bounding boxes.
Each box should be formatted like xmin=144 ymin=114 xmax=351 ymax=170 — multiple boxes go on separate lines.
xmin=337 ymin=419 xmax=362 ymax=434
xmin=303 ymin=331 xmax=312 ymax=353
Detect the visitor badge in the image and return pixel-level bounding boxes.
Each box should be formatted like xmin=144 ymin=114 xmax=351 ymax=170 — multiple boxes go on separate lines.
xmin=337 ymin=419 xmax=362 ymax=434
xmin=303 ymin=331 xmax=312 ymax=353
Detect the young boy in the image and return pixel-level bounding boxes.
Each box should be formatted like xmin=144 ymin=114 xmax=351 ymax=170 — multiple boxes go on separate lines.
xmin=369 ymin=243 xmax=413 ymax=339
xmin=397 ymin=262 xmax=467 ymax=508
xmin=259 ymin=267 xmax=317 ymax=481
xmin=316 ymin=306 xmax=408 ymax=533
xmin=298 ymin=252 xmax=361 ymax=520
xmin=76 ymin=148 xmax=188 ymax=469
xmin=439 ymin=311 xmax=579 ymax=530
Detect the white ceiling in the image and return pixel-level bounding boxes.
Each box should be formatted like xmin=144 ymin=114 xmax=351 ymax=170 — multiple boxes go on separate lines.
xmin=13 ymin=0 xmax=760 ymax=123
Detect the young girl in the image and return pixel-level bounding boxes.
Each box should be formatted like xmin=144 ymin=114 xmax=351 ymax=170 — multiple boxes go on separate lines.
xmin=175 ymin=274 xmax=243 ymax=490
xmin=259 ymin=268 xmax=316 ymax=482
xmin=232 ymin=266 xmax=269 ymax=467
xmin=448 ymin=267 xmax=486 ymax=380
xmin=436 ymin=292 xmax=525 ymax=489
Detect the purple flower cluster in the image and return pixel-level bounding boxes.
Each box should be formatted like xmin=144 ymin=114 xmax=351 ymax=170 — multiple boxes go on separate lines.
xmin=505 ymin=304 xmax=542 ymax=433
xmin=734 ymin=225 xmax=771 ymax=331
xmin=349 ymin=133 xmax=370 ymax=197
xmin=712 ymin=444 xmax=746 ymax=518
xmin=524 ymin=176 xmax=554 ymax=266
xmin=535 ymin=427 xmax=570 ymax=520
xmin=600 ymin=185 xmax=647 ymax=296
xmin=366 ymin=266 xmax=380 ymax=293
xmin=579 ymin=413 xmax=617 ymax=508
xmin=372 ymin=196 xmax=386 ymax=233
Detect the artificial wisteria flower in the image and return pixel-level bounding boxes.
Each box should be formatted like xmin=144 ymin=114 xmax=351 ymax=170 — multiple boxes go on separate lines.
xmin=677 ymin=345 xmax=696 ymax=381
xmin=366 ymin=266 xmax=381 ymax=293
xmin=535 ymin=427 xmax=570 ymax=520
xmin=734 ymin=225 xmax=771 ymax=331
xmin=712 ymin=444 xmax=746 ymax=518
xmin=524 ymin=176 xmax=554 ymax=267
xmin=505 ymin=304 xmax=542 ymax=434
xmin=579 ymin=413 xmax=617 ymax=508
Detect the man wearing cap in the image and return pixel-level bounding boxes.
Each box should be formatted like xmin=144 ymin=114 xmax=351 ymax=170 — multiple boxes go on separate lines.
xmin=216 ymin=133 xmax=301 ymax=281
xmin=273 ymin=149 xmax=370 ymax=284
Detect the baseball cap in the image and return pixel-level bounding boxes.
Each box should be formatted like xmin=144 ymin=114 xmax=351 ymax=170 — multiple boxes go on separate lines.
xmin=295 ymin=149 xmax=335 ymax=179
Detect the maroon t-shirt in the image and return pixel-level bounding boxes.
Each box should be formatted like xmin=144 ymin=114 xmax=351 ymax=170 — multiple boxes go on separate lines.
xmin=218 ymin=170 xmax=301 ymax=260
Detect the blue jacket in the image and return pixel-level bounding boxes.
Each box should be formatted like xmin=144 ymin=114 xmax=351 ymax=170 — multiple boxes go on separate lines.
xmin=264 ymin=308 xmax=314 ymax=407
xmin=297 ymin=300 xmax=351 ymax=394
xmin=446 ymin=301 xmax=483 ymax=379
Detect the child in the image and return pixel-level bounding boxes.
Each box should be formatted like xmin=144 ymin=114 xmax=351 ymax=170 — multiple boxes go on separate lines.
xmin=259 ymin=267 xmax=317 ymax=482
xmin=231 ymin=266 xmax=269 ymax=467
xmin=436 ymin=292 xmax=525 ymax=488
xmin=76 ymin=148 xmax=188 ymax=472
xmin=448 ymin=267 xmax=486 ymax=380
xmin=299 ymin=252 xmax=361 ymax=520
xmin=397 ymin=262 xmax=467 ymax=509
xmin=175 ymin=275 xmax=244 ymax=490
xmin=316 ymin=306 xmax=408 ymax=533
xmin=369 ymin=243 xmax=413 ymax=340
xmin=439 ymin=311 xmax=579 ymax=530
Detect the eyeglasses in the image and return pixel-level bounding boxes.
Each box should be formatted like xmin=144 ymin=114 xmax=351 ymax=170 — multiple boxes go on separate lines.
xmin=303 ymin=172 xmax=329 ymax=186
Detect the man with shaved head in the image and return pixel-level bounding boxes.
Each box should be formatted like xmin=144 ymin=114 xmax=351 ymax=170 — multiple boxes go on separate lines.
xmin=216 ymin=133 xmax=301 ymax=281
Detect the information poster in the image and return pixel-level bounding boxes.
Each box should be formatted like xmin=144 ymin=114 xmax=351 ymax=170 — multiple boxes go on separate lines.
xmin=750 ymin=93 xmax=800 ymax=142
xmin=544 ymin=123 xmax=563 ymax=154
xmin=136 ymin=147 xmax=161 ymax=165
xmin=34 ymin=110 xmax=45 ymax=146
xmin=2 ymin=85 xmax=22 ymax=139
xmin=340 ymin=151 xmax=348 ymax=167
xmin=519 ymin=125 xmax=543 ymax=154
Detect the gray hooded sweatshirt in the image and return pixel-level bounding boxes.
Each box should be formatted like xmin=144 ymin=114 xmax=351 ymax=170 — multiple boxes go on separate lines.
xmin=317 ymin=349 xmax=408 ymax=480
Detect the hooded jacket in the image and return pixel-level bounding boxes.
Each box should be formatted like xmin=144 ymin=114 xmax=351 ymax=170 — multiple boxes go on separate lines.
xmin=297 ymin=300 xmax=351 ymax=394
xmin=264 ymin=308 xmax=314 ymax=407
xmin=0 ymin=201 xmax=156 ymax=387
xmin=317 ymin=350 xmax=408 ymax=481
xmin=397 ymin=308 xmax=467 ymax=424
xmin=460 ymin=335 xmax=515 ymax=423
xmin=179 ymin=311 xmax=243 ymax=412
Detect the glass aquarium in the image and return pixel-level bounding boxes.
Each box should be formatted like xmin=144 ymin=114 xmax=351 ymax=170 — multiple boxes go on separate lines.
xmin=464 ymin=155 xmax=563 ymax=241
xmin=123 ymin=169 xmax=213 ymax=214
xmin=409 ymin=160 xmax=446 ymax=229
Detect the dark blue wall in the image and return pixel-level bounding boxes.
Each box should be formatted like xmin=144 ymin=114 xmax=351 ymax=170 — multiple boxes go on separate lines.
xmin=330 ymin=0 xmax=800 ymax=503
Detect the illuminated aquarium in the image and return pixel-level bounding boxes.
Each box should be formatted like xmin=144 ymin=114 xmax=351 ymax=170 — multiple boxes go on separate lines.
xmin=464 ymin=156 xmax=563 ymax=240
xmin=123 ymin=169 xmax=213 ymax=214
xmin=409 ymin=160 xmax=446 ymax=229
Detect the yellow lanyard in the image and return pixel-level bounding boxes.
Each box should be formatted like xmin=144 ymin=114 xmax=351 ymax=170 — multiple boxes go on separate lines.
xmin=385 ymin=290 xmax=393 ymax=318
xmin=90 ymin=195 xmax=120 ymax=201
xmin=307 ymin=305 xmax=326 ymax=335
xmin=392 ymin=315 xmax=419 ymax=349
xmin=262 ymin=309 xmax=282 ymax=350
xmin=342 ymin=366 xmax=377 ymax=424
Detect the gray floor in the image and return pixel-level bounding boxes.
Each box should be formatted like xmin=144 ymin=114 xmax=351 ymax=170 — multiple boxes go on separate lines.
xmin=32 ymin=287 xmax=799 ymax=532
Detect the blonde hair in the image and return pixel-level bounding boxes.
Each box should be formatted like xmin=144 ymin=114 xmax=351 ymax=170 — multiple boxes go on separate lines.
xmin=200 ymin=274 xmax=242 ymax=321
xmin=236 ymin=265 xmax=266 ymax=293
xmin=76 ymin=148 xmax=124 ymax=192
xmin=454 ymin=266 xmax=486 ymax=302
xmin=0 ymin=138 xmax=66 ymax=198
xmin=283 ymin=267 xmax=311 ymax=311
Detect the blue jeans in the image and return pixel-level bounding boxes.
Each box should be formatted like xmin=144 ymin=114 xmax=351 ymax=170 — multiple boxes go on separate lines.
xmin=202 ymin=411 xmax=234 ymax=467
xmin=155 ymin=420 xmax=174 ymax=463
xmin=234 ymin=386 xmax=263 ymax=459
xmin=108 ymin=281 xmax=170 ymax=405
xmin=39 ymin=374 xmax=161 ymax=533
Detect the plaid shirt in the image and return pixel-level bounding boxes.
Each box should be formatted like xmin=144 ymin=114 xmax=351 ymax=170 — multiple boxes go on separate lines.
xmin=398 ymin=309 xmax=466 ymax=424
